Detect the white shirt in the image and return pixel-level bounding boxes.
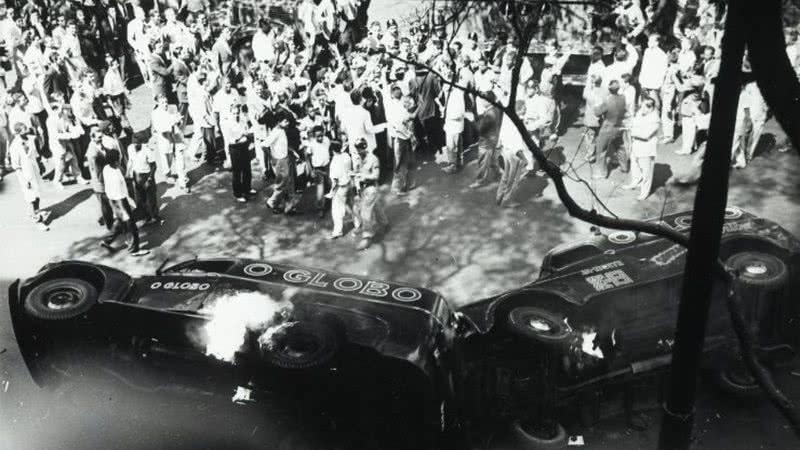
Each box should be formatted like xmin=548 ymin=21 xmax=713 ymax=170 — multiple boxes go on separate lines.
xmin=252 ymin=30 xmax=275 ymax=63
xmin=443 ymin=89 xmax=465 ymax=134
xmin=102 ymin=165 xmax=130 ymax=201
xmin=630 ymin=110 xmax=660 ymax=158
xmin=127 ymin=17 xmax=147 ymax=53
xmin=329 ymin=152 xmax=352 ymax=187
xmin=151 ymin=107 xmax=181 ymax=134
xmin=307 ymin=137 xmax=331 ymax=168
xmin=639 ymin=46 xmax=668 ymax=90
xmin=385 ymin=97 xmax=414 ymax=141
xmin=221 ymin=116 xmax=249 ymax=144
xmin=264 ymin=127 xmax=288 ymax=159
xmin=587 ymin=60 xmax=607 ymax=85
xmin=342 ymin=103 xmax=386 ymax=153
xmin=677 ymin=49 xmax=696 ymax=77
xmin=128 ymin=144 xmax=157 ymax=174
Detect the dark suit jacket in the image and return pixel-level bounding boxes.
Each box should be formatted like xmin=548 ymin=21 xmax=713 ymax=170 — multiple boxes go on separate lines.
xmin=149 ymin=53 xmax=173 ymax=100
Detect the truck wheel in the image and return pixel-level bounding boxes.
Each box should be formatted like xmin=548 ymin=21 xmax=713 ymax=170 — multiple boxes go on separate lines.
xmin=262 ymin=322 xmax=340 ymax=370
xmin=507 ymin=307 xmax=570 ymax=344
xmin=726 ymin=252 xmax=788 ymax=288
xmin=509 ymin=419 xmax=567 ymax=448
xmin=24 ymin=278 xmax=97 ymax=320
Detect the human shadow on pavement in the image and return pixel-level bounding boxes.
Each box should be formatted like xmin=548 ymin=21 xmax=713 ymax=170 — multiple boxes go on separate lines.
xmin=43 ymin=188 xmax=94 ymax=222
xmin=651 ymin=163 xmax=673 ymax=193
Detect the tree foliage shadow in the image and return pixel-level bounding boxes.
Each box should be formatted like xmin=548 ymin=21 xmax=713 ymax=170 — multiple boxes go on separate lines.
xmin=58 ymin=156 xmax=580 ymax=305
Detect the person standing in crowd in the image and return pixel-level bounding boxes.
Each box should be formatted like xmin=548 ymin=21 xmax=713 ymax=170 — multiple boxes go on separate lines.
xmin=9 ymin=122 xmax=48 ymax=230
xmin=127 ymin=7 xmax=150 ymax=86
xmin=409 ymin=66 xmax=443 ymax=157
xmin=677 ymin=86 xmax=702 ymax=155
xmin=352 ymin=137 xmax=388 ymax=251
xmin=342 ymin=88 xmax=387 ymax=155
xmin=127 ymin=136 xmax=163 ymax=226
xmin=442 ymin=76 xmax=466 ymax=174
xmin=85 ymin=125 xmax=114 ymax=230
xmin=660 ymin=47 xmax=680 ymax=144
xmin=638 ymin=34 xmax=667 ymax=112
xmin=304 ymin=125 xmax=331 ymax=217
xmin=100 ymin=148 xmax=150 ymax=257
xmin=188 ymin=69 xmax=219 ymax=165
xmin=221 ymin=103 xmax=255 ymax=203
xmin=152 ymin=93 xmax=188 ymax=191
xmin=327 ymin=139 xmax=354 ymax=239
xmin=386 ymin=87 xmax=416 ymax=195
xmin=582 ymin=73 xmax=605 ymax=163
xmin=592 ymin=80 xmax=627 ymax=179
xmin=496 ymin=100 xmax=534 ymax=209
xmin=603 ymin=37 xmax=638 ymax=87
xmin=265 ymin=110 xmax=298 ymax=214
xmin=700 ymin=45 xmax=719 ymax=103
xmin=148 ymin=37 xmax=174 ymax=102
xmin=624 ymin=97 xmax=660 ymax=200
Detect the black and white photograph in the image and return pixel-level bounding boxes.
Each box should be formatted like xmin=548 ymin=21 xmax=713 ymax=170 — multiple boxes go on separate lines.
xmin=1 ymin=0 xmax=800 ymax=448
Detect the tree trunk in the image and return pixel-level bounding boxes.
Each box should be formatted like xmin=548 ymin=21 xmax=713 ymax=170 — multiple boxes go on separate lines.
xmin=657 ymin=0 xmax=747 ymax=448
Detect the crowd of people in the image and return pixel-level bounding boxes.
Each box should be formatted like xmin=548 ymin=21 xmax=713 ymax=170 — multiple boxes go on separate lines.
xmin=0 ymin=0 xmax=793 ymax=255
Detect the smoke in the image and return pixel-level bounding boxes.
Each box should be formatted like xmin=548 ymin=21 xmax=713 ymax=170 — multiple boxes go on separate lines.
xmin=198 ymin=289 xmax=295 ymax=362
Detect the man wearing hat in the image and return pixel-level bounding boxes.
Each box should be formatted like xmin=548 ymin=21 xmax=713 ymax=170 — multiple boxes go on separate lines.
xmin=353 ymin=137 xmax=388 ymax=250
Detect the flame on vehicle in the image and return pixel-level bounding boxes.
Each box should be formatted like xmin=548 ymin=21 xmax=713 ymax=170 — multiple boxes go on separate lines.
xmin=198 ymin=289 xmax=296 ymax=362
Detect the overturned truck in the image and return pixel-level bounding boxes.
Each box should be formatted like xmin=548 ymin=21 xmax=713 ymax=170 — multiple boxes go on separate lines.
xmin=9 ymin=207 xmax=800 ymax=448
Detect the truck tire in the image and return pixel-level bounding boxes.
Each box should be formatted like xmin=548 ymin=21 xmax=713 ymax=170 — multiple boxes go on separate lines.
xmin=262 ymin=322 xmax=340 ymax=370
xmin=509 ymin=419 xmax=567 ymax=448
xmin=726 ymin=252 xmax=788 ymax=288
xmin=24 ymin=278 xmax=97 ymax=320
xmin=507 ymin=307 xmax=570 ymax=344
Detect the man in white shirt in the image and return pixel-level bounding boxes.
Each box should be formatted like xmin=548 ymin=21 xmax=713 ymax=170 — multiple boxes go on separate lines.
xmin=127 ymin=7 xmax=149 ymax=85
xmin=252 ymin=19 xmax=276 ymax=64
xmin=265 ymin=111 xmax=298 ymax=214
xmin=623 ymin=98 xmax=660 ymax=200
xmin=442 ymin=82 xmax=465 ymax=174
xmin=638 ymin=34 xmax=668 ymax=112
xmin=341 ymin=89 xmax=387 ymax=154
xmin=327 ymin=140 xmax=354 ymax=239
xmin=100 ymin=148 xmax=149 ymax=256
xmin=604 ymin=39 xmax=639 ymax=87
xmin=385 ymin=89 xmax=416 ymax=194
xmin=585 ymin=47 xmax=607 ymax=97
xmin=0 ymin=3 xmax=21 ymax=87
xmin=221 ymin=104 xmax=255 ymax=202
xmin=353 ymin=138 xmax=388 ymax=251
xmin=127 ymin=137 xmax=162 ymax=225
xmin=304 ymin=125 xmax=331 ymax=215
xmin=188 ymin=70 xmax=218 ymax=164
xmin=152 ymin=94 xmax=188 ymax=191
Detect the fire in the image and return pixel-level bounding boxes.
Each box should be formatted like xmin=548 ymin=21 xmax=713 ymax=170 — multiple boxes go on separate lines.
xmin=200 ymin=290 xmax=295 ymax=362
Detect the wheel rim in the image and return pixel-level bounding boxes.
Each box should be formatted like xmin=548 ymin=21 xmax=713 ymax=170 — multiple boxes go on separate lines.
xmin=44 ymin=286 xmax=84 ymax=311
xmin=275 ymin=334 xmax=320 ymax=360
xmin=525 ymin=314 xmax=563 ymax=337
xmin=743 ymin=262 xmax=769 ymax=276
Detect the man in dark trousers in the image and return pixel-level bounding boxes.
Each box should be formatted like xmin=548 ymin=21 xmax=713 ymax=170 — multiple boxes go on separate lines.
xmin=592 ymin=80 xmax=627 ymax=179
xmin=409 ymin=66 xmax=443 ymax=158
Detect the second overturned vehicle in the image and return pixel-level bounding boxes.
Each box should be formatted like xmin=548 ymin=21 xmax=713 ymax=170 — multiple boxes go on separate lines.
xmin=9 ymin=207 xmax=800 ymax=448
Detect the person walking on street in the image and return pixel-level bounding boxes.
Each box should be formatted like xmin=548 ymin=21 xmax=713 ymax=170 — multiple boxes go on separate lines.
xmin=127 ymin=137 xmax=163 ymax=225
xmin=265 ymin=111 xmax=298 ymax=214
xmin=9 ymin=122 xmax=48 ymax=230
xmin=353 ymin=137 xmax=388 ymax=250
xmin=100 ymin=149 xmax=150 ymax=257
xmin=85 ymin=126 xmax=114 ymax=230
